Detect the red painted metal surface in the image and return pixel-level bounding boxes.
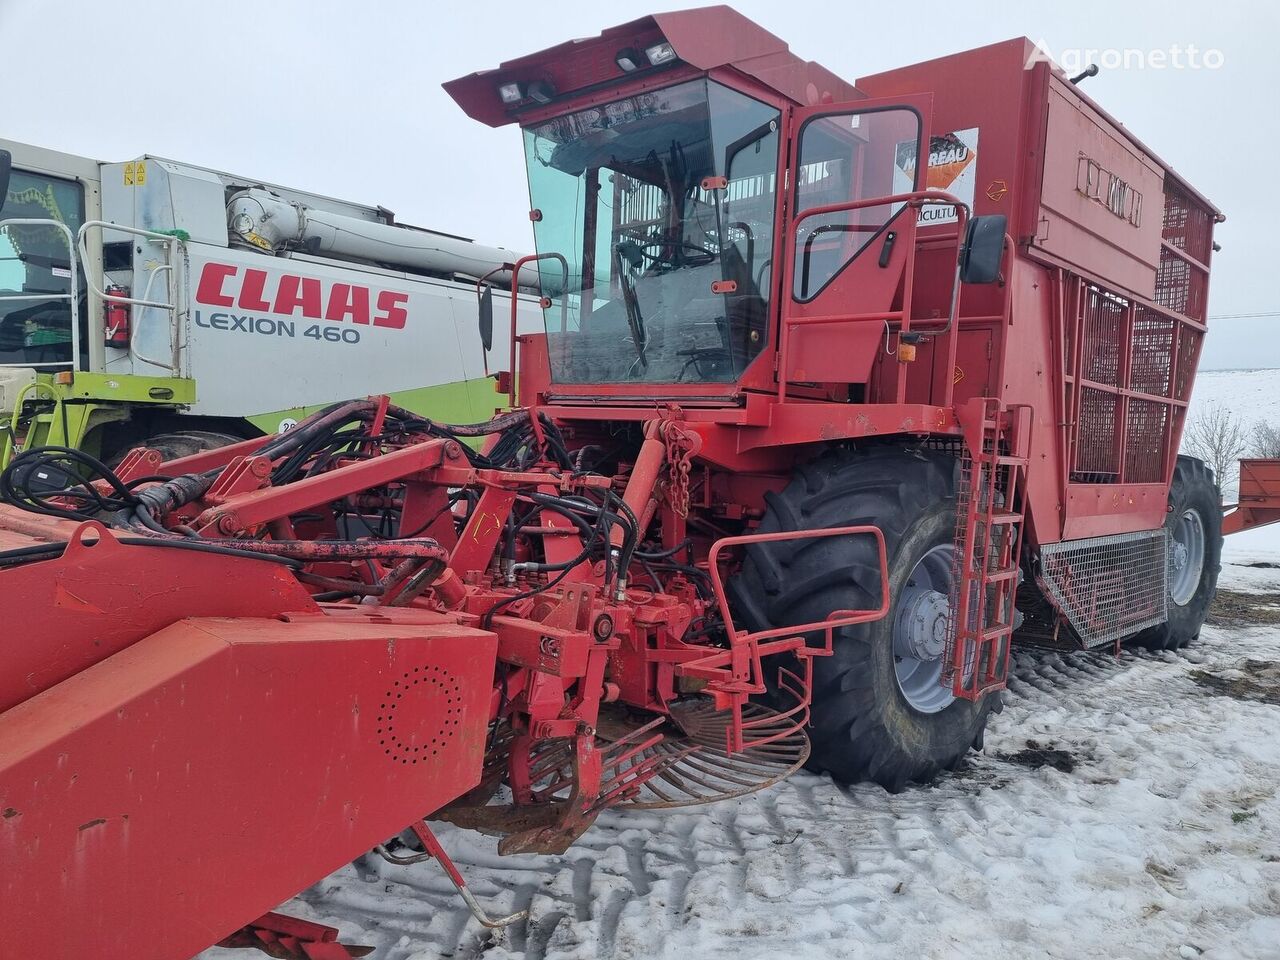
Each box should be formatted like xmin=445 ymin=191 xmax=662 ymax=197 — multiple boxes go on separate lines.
xmin=1224 ymin=460 xmax=1280 ymax=535
xmin=217 ymin=912 xmax=370 ymax=959
xmin=0 ymin=519 xmax=317 ymax=713
xmin=0 ymin=607 xmax=496 ymax=960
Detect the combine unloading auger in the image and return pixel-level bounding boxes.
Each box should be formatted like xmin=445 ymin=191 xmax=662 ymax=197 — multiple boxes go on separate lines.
xmin=0 ymin=398 xmax=867 ymax=958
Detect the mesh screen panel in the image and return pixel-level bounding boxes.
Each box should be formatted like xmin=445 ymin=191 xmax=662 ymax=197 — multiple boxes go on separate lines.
xmin=1162 ymin=182 xmax=1213 ymax=264
xmin=1063 ymin=179 xmax=1212 ymax=488
xmin=1038 ymin=530 xmax=1168 ymax=647
xmin=1155 ymin=250 xmax=1207 ymax=318
xmin=1130 ymin=308 xmax=1175 ymax=397
xmin=1075 ymin=387 xmax=1119 ymax=475
xmin=1174 ymin=327 xmax=1202 ymax=402
xmin=1081 ymin=287 xmax=1124 ymax=386
xmin=1125 ymin=399 xmax=1169 ymax=483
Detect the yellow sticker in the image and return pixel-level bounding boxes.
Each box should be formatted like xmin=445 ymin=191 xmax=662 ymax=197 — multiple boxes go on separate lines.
xmin=123 ymin=161 xmax=147 ymax=186
xmin=135 ymin=160 xmax=146 ymax=185
xmin=124 ymin=162 xmax=135 ymax=186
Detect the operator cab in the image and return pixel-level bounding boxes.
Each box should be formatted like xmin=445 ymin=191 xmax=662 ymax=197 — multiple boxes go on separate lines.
xmin=524 ymin=78 xmax=780 ymax=384
xmin=0 ymin=154 xmax=87 ymax=369
xmin=447 ymin=7 xmax=1007 ymax=409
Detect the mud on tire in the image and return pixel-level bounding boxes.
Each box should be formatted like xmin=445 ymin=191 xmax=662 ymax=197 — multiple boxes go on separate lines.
xmin=728 ymin=446 xmax=996 ymax=791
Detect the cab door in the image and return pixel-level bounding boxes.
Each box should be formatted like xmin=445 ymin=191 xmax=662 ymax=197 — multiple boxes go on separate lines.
xmin=0 ymin=167 xmax=86 ymax=370
xmin=779 ymin=95 xmax=933 ymax=390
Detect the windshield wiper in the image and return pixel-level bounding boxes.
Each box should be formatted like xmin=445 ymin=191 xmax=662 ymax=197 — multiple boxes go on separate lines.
xmin=613 ymin=242 xmax=647 ymax=370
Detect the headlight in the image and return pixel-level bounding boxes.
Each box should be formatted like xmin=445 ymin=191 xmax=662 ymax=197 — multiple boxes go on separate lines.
xmin=644 ymin=42 xmax=677 ymax=66
xmin=497 ymin=82 xmax=526 ymax=104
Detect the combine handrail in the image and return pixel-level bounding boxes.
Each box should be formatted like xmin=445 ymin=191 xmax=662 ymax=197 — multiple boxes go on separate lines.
xmin=777 ymin=190 xmax=970 ymax=402
xmin=504 ymin=252 xmax=568 ymax=407
xmin=76 ymin=220 xmax=185 ymax=373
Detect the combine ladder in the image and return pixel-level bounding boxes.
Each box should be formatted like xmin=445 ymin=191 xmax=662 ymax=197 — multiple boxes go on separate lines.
xmin=946 ymin=398 xmax=1031 ymax=699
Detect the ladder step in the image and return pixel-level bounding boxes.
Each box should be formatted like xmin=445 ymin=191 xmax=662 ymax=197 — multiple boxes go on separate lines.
xmin=981 ymin=568 xmax=1020 ymax=583
xmin=980 ymin=625 xmax=1013 ymax=643
xmin=995 ymin=455 xmax=1029 ymax=467
xmin=985 ymin=511 xmax=1022 ymax=526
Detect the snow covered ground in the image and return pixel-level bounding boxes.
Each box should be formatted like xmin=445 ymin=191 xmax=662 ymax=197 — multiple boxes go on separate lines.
xmin=199 ymin=522 xmax=1280 ymax=960
xmin=1191 ymin=369 xmax=1280 ymax=432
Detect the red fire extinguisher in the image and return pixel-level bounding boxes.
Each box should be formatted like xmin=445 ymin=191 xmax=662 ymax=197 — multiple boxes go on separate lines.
xmin=104 ymin=285 xmax=131 ymax=348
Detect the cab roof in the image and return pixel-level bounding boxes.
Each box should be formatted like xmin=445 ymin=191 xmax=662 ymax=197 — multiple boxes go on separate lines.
xmin=444 ymin=6 xmax=860 ymax=127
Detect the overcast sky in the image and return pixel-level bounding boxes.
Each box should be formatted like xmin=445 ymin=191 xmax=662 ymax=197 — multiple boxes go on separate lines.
xmin=3 ymin=0 xmax=1276 ymax=367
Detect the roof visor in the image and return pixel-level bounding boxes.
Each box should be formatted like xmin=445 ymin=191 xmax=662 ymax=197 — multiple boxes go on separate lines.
xmin=443 ymin=5 xmax=860 ymax=127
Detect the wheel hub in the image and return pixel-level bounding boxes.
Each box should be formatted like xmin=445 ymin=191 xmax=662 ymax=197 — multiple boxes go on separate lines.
xmin=891 ymin=544 xmax=957 ymax=714
xmin=897 ymin=588 xmax=950 ymax=661
xmin=1168 ymin=508 xmax=1205 ymax=607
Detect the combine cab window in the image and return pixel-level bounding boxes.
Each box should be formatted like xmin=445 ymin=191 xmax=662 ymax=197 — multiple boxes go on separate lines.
xmin=0 ymin=170 xmax=85 ymax=366
xmin=523 ymin=80 xmax=781 ymax=384
xmin=792 ymin=108 xmax=920 ymax=301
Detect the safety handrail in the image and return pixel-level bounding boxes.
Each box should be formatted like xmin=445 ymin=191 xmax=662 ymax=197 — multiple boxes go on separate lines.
xmin=673 ymin=525 xmax=890 ymax=753
xmin=0 ymin=218 xmax=81 ymax=371
xmin=0 ymin=378 xmax=55 ymax=466
xmin=705 ymin=525 xmax=890 ymax=653
xmin=504 ymin=252 xmax=569 ymax=407
xmin=778 ymin=189 xmax=971 ymax=402
xmin=76 ymin=220 xmax=185 ymax=373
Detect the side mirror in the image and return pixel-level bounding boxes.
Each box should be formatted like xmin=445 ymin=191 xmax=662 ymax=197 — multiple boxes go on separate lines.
xmin=0 ymin=150 xmax=12 ymax=216
xmin=478 ymin=284 xmax=494 ymax=352
xmin=959 ymin=214 xmax=1007 ymax=284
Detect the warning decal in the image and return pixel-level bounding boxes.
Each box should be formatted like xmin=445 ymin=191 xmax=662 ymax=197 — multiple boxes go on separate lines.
xmin=893 ymin=128 xmax=979 ymax=225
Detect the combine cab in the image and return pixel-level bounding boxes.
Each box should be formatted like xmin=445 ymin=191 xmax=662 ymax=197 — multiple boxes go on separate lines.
xmin=2 ymin=7 xmax=1276 ymax=959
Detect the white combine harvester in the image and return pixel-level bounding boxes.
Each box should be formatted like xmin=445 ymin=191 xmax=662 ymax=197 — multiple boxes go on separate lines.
xmin=0 ymin=139 xmax=540 ymax=463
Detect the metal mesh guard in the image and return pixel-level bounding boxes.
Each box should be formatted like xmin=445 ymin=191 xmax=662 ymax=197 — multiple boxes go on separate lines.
xmin=1038 ymin=529 xmax=1168 ymax=647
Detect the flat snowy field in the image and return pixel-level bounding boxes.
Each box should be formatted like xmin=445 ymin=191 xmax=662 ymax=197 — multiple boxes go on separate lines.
xmin=1191 ymin=369 xmax=1280 ymax=430
xmin=200 ymin=371 xmax=1280 ymax=960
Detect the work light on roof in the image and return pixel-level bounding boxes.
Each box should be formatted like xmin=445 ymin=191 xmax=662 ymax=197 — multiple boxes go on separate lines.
xmin=615 ymin=47 xmax=642 ymax=72
xmin=497 ymin=81 xmax=526 ymax=104
xmin=644 ymin=41 xmax=677 ymax=66
xmin=527 ymin=79 xmax=557 ymax=104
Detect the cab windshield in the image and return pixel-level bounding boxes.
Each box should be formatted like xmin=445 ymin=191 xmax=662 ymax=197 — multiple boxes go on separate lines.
xmin=523 ymin=79 xmax=780 ymax=384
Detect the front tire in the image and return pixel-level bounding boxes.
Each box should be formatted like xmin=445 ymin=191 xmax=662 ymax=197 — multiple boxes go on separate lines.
xmin=1133 ymin=455 xmax=1222 ymax=650
xmin=729 ymin=446 xmax=996 ymax=791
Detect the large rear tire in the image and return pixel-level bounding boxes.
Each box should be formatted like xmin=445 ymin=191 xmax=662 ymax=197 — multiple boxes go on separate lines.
xmin=729 ymin=446 xmax=996 ymax=791
xmin=1132 ymin=455 xmax=1222 ymax=650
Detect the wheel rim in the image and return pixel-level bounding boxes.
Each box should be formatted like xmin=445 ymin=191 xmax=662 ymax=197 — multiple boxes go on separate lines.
xmin=892 ymin=543 xmax=956 ymax=714
xmin=1168 ymin=508 xmax=1206 ymax=607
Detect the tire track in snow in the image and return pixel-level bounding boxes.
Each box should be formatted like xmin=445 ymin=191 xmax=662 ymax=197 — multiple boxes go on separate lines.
xmin=197 ymin=629 xmax=1280 ymax=960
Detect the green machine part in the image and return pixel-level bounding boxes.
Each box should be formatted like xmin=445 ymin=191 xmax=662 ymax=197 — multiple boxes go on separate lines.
xmin=0 ymin=373 xmax=195 ymax=468
xmin=1 ymin=371 xmax=503 ymax=468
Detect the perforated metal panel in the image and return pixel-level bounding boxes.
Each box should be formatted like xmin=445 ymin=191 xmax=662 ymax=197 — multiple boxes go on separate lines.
xmin=1037 ymin=530 xmax=1167 ymax=647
